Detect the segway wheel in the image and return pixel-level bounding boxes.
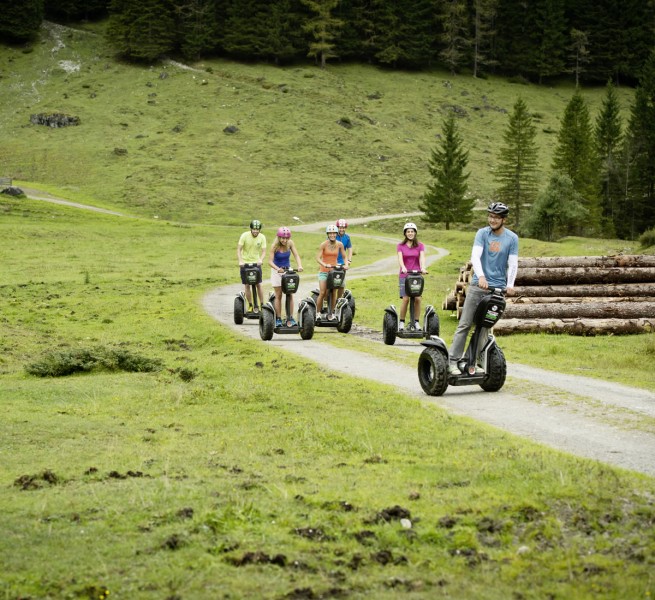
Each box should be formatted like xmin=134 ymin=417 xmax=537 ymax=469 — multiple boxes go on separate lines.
xmin=479 ymin=345 xmax=507 ymax=392
xmin=300 ymin=310 xmax=315 ymax=340
xmin=426 ymin=312 xmax=440 ymax=337
xmin=417 ymin=347 xmax=449 ymax=396
xmin=337 ymin=304 xmax=353 ymax=334
xmin=259 ymin=311 xmax=274 ymax=341
xmin=382 ymin=312 xmax=397 ymax=345
xmin=234 ymin=296 xmax=245 ymax=325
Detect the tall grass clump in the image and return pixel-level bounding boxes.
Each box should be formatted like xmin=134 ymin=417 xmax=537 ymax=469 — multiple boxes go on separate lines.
xmin=25 ymin=346 xmax=163 ymax=377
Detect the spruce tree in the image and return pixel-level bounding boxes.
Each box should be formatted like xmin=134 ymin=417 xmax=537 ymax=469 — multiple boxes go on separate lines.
xmin=0 ymin=0 xmax=44 ymax=42
xmin=533 ymin=0 xmax=567 ymax=83
xmin=438 ymin=0 xmax=470 ymax=75
xmin=301 ymin=0 xmax=343 ymax=69
xmin=176 ymin=0 xmax=218 ymax=61
xmin=494 ymin=97 xmax=539 ymax=228
xmin=525 ymin=173 xmax=588 ymax=241
xmin=472 ymin=0 xmax=498 ymax=78
xmin=568 ymin=28 xmax=590 ymax=87
xmin=551 ymin=89 xmax=601 ymax=234
xmin=420 ymin=113 xmax=472 ymax=230
xmin=594 ymin=80 xmax=623 ymax=236
xmin=621 ymin=50 xmax=655 ymax=238
xmin=107 ymin=0 xmax=176 ymax=61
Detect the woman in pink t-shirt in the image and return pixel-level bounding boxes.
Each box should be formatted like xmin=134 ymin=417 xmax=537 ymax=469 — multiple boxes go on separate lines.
xmin=396 ymin=222 xmax=426 ymax=331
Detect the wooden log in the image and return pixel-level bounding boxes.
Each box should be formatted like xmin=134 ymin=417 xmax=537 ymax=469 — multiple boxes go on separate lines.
xmin=443 ymin=292 xmax=457 ymax=310
xmin=504 ymin=301 xmax=655 ymax=319
xmin=518 ymin=255 xmax=655 ymax=269
xmin=494 ymin=318 xmax=655 ymax=336
xmin=511 ymin=283 xmax=655 ymax=297
xmin=516 ymin=267 xmax=655 ymax=285
xmin=508 ymin=296 xmax=652 ymax=304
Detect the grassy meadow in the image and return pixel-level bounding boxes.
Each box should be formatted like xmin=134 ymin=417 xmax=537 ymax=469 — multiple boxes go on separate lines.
xmin=1 ymin=20 xmax=654 ymax=600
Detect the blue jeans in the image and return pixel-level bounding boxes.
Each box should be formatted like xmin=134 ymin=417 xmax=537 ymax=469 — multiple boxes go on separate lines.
xmin=449 ymin=285 xmax=489 ymax=364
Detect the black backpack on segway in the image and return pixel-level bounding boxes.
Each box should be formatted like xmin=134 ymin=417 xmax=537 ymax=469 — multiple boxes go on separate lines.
xmin=417 ymin=288 xmax=507 ymax=396
xmin=382 ymin=271 xmax=440 ymax=345
xmin=234 ymin=263 xmax=262 ymax=324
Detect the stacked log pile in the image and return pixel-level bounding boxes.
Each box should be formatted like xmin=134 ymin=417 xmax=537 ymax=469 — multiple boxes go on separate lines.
xmin=443 ymin=255 xmax=655 ymax=335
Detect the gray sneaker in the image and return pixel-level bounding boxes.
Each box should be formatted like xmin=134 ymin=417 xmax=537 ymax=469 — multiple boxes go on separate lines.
xmin=448 ymin=364 xmax=461 ymax=375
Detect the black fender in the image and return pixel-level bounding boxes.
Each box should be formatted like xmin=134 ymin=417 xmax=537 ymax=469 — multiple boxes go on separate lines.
xmin=384 ymin=305 xmax=399 ymax=317
xmin=261 ymin=302 xmax=276 ymax=316
xmin=334 ymin=297 xmax=348 ymax=315
xmin=298 ymin=297 xmax=316 ymax=322
xmin=420 ymin=336 xmax=448 ymax=356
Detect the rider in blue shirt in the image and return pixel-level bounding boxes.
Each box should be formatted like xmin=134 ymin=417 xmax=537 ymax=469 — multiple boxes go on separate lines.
xmin=335 ymin=218 xmax=353 ymax=301
xmin=449 ymin=202 xmax=519 ymax=375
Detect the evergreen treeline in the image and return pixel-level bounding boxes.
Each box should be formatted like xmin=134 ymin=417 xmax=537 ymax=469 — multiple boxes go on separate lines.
xmin=2 ymin=0 xmax=654 ymax=85
xmin=421 ymin=53 xmax=655 ymax=241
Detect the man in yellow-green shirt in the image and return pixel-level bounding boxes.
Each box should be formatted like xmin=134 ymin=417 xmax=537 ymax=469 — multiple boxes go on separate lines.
xmin=237 ymin=219 xmax=267 ymax=311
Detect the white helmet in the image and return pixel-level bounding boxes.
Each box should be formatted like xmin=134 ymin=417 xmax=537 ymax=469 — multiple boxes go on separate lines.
xmin=403 ymin=222 xmax=418 ymax=233
xmin=326 ymin=224 xmax=338 ymax=234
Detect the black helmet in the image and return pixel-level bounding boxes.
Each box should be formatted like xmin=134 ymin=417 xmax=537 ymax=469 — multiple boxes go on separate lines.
xmin=487 ymin=202 xmax=509 ymax=217
xmin=250 ymin=219 xmax=262 ymax=230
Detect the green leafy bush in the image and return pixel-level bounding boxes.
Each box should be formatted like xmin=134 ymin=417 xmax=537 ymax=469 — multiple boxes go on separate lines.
xmin=25 ymin=347 xmax=163 ymax=377
xmin=638 ymin=227 xmax=655 ymax=248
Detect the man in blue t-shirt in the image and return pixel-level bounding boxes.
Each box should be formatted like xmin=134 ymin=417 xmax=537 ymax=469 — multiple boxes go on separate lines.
xmin=449 ymin=203 xmax=519 ymax=375
xmin=335 ymin=218 xmax=353 ymax=300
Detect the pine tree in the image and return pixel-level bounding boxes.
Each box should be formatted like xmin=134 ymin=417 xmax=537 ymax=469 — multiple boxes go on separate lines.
xmin=301 ymin=0 xmax=343 ymax=69
xmin=621 ymin=50 xmax=655 ymax=238
xmin=494 ymin=97 xmax=539 ymax=228
xmin=472 ymin=0 xmax=498 ymax=78
xmin=374 ymin=0 xmax=434 ymax=68
xmin=107 ymin=0 xmax=176 ymax=61
xmin=551 ymin=89 xmax=601 ymax=234
xmin=176 ymin=0 xmax=218 ymax=61
xmin=532 ymin=0 xmax=567 ymax=83
xmin=420 ymin=113 xmax=472 ymax=230
xmin=567 ymin=28 xmax=590 ymax=87
xmin=594 ymin=80 xmax=623 ymax=236
xmin=438 ymin=0 xmax=470 ymax=75
xmin=0 ymin=0 xmax=44 ymax=42
xmin=524 ymin=173 xmax=588 ymax=241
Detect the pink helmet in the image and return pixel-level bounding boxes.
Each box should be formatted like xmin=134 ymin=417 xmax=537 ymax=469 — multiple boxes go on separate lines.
xmin=277 ymin=226 xmax=291 ymax=238
xmin=336 ymin=218 xmax=348 ymax=228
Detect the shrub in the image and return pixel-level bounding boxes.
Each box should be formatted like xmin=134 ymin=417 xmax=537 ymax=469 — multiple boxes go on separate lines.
xmin=638 ymin=227 xmax=655 ymax=248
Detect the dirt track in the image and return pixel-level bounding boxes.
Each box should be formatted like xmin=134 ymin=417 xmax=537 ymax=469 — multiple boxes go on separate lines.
xmin=204 ymin=218 xmax=655 ymax=478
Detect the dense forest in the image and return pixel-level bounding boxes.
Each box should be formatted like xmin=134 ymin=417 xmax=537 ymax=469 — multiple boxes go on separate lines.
xmin=2 ymin=0 xmax=654 ymax=84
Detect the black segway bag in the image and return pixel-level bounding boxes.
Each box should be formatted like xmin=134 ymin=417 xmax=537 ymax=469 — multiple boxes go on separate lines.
xmin=404 ymin=273 xmax=424 ymax=297
xmin=281 ymin=271 xmax=299 ymax=295
xmin=327 ymin=269 xmax=345 ymax=289
xmin=244 ymin=265 xmax=260 ymax=285
xmin=473 ymin=290 xmax=506 ymax=328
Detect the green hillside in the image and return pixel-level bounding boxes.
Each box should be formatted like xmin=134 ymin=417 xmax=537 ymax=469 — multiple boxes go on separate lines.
xmin=0 ymin=20 xmax=636 ymax=225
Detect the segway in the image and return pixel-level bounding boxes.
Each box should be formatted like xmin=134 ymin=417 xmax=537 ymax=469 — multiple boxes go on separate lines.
xmin=311 ymin=265 xmax=353 ymax=333
xmin=383 ymin=271 xmax=439 ymax=345
xmin=259 ymin=268 xmax=315 ymax=340
xmin=417 ymin=288 xmax=507 ymax=396
xmin=234 ymin=263 xmax=263 ymax=324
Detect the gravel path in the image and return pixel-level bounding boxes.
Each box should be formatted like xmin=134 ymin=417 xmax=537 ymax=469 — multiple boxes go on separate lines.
xmin=204 ymin=217 xmax=655 ymax=478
